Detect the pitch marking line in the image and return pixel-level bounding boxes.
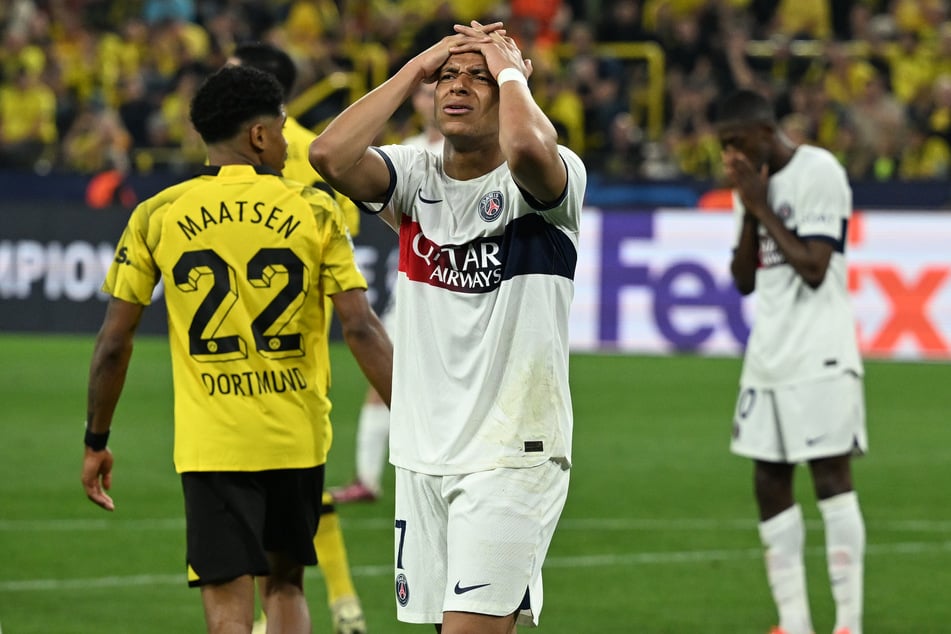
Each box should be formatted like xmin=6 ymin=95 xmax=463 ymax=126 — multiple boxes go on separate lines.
xmin=2 ymin=540 xmax=951 ymax=593
xmin=3 ymin=517 xmax=951 ymax=532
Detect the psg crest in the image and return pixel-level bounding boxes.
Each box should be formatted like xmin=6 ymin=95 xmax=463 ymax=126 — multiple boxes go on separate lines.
xmin=395 ymin=572 xmax=410 ymax=606
xmin=478 ymin=191 xmax=504 ymax=222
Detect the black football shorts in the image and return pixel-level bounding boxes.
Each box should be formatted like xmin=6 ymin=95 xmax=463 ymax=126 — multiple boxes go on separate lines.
xmin=181 ymin=465 xmax=324 ymax=587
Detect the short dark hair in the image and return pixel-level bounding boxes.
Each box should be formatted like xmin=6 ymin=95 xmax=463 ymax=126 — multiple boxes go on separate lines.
xmin=232 ymin=42 xmax=297 ymax=99
xmin=715 ymin=89 xmax=776 ymax=127
xmin=190 ymin=65 xmax=284 ymax=144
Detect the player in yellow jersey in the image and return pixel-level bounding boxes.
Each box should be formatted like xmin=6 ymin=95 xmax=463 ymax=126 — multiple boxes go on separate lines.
xmin=81 ymin=64 xmax=393 ymax=634
xmin=226 ymin=42 xmax=371 ymax=634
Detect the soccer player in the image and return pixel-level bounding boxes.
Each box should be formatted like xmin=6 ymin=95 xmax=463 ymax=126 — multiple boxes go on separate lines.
xmin=80 ymin=64 xmax=393 ymax=634
xmin=330 ymin=80 xmax=444 ymax=505
xmin=310 ymin=20 xmax=585 ymax=633
xmin=226 ymin=41 xmax=368 ymax=634
xmin=716 ymin=88 xmax=867 ymax=634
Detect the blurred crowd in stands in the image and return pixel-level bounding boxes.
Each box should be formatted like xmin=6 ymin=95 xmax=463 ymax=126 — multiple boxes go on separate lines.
xmin=2 ymin=0 xmax=951 ymax=184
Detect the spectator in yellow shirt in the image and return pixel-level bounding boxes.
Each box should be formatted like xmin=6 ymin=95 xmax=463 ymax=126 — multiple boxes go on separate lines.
xmin=0 ymin=66 xmax=57 ymax=169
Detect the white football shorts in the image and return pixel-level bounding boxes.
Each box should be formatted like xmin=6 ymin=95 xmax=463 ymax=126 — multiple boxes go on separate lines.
xmin=730 ymin=371 xmax=867 ymax=463
xmin=393 ymin=459 xmax=570 ymax=627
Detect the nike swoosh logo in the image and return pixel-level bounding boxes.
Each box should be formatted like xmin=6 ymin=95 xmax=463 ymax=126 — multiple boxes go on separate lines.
xmin=418 ymin=188 xmax=442 ymax=204
xmin=454 ymin=581 xmax=491 ymax=594
xmin=805 ymin=435 xmax=826 ymax=446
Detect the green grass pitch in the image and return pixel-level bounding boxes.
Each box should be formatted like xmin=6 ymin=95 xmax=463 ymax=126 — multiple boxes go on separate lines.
xmin=1 ymin=333 xmax=949 ymax=633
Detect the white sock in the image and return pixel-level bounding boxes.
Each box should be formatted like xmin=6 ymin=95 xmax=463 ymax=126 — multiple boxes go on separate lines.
xmin=759 ymin=504 xmax=813 ymax=634
xmin=355 ymin=402 xmax=389 ymax=494
xmin=818 ymin=491 xmax=865 ymax=634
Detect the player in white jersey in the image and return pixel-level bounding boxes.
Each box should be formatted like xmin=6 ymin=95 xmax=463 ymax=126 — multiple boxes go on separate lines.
xmin=310 ymin=20 xmax=585 ymax=633
xmin=717 ymin=89 xmax=867 ymax=634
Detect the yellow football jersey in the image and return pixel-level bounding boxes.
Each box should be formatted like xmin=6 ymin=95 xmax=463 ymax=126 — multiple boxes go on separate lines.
xmin=103 ymin=164 xmax=367 ymax=472
xmin=282 ymin=115 xmax=360 ymax=237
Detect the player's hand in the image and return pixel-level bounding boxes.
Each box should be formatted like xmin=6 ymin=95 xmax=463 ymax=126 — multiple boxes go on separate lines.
xmin=82 ymin=447 xmax=116 ymax=511
xmin=414 ymin=32 xmax=473 ymax=84
xmin=721 ymin=147 xmax=768 ymax=217
xmin=451 ymin=21 xmax=534 ymax=81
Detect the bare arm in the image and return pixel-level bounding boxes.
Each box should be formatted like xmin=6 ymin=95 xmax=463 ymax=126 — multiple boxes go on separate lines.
xmin=82 ymin=297 xmax=145 ymax=511
xmin=309 ymin=29 xmax=485 ymax=203
xmin=331 ymin=289 xmax=393 ymax=407
xmin=730 ymin=217 xmax=759 ymax=296
xmin=752 ymin=204 xmax=834 ymax=288
xmin=452 ymin=22 xmax=567 ymax=203
xmin=723 ymin=149 xmax=833 ymax=289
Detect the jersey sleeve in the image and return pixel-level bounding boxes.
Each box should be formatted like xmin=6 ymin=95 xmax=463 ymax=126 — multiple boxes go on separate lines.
xmin=335 ymin=192 xmax=361 ymax=238
xmin=537 ymin=147 xmax=586 ymax=233
xmin=795 ymin=155 xmax=851 ymax=241
xmin=102 ymin=202 xmax=160 ymax=305
xmin=307 ymin=176 xmax=362 ymax=238
xmin=307 ymin=189 xmax=368 ymax=296
xmin=371 ymin=144 xmax=425 ymax=212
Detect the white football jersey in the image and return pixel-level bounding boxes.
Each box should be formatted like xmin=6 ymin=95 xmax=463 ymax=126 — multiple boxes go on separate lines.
xmin=362 ymin=144 xmax=586 ymax=475
xmin=732 ymin=144 xmax=863 ymax=387
xmin=401 ymin=130 xmax=444 ymax=155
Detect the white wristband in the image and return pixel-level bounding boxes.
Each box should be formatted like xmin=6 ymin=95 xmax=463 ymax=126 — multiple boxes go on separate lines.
xmin=496 ymin=67 xmax=528 ymax=87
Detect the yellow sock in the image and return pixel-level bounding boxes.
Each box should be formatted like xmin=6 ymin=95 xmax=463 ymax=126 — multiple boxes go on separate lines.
xmin=315 ymin=492 xmax=358 ymax=604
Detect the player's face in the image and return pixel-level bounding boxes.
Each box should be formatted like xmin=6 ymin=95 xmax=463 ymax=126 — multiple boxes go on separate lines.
xmin=433 ymin=52 xmax=499 ymax=143
xmin=717 ymin=121 xmax=770 ymax=169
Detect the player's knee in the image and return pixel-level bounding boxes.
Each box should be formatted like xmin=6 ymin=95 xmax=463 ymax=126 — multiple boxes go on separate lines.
xmin=753 ymin=462 xmax=792 ymax=496
xmin=813 ymin=475 xmax=853 ymax=500
xmin=263 ymin=554 xmax=305 ymax=594
xmin=809 ymin=456 xmax=853 ymax=499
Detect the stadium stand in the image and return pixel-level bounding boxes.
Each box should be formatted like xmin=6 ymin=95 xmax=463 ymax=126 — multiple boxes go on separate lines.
xmin=1 ymin=0 xmax=950 ymax=185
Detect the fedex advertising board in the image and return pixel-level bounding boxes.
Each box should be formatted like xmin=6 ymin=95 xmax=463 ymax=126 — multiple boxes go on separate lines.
xmin=571 ymin=209 xmax=951 ymax=360
xmin=2 ymin=204 xmax=949 ymax=361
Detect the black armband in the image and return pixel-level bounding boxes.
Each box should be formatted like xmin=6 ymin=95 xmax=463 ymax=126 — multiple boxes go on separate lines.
xmin=84 ymin=427 xmax=110 ymax=451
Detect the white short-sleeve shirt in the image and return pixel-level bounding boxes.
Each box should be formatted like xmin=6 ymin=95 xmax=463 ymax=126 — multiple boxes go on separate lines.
xmin=362 ymin=145 xmax=586 ymax=475
xmin=732 ymin=144 xmax=863 ymax=387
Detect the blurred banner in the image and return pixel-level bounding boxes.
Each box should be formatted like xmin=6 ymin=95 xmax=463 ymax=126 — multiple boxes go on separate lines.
xmin=2 ymin=204 xmax=949 ymax=360
xmin=572 ymin=209 xmax=951 ymax=360
xmin=0 ymin=203 xmax=398 ymax=335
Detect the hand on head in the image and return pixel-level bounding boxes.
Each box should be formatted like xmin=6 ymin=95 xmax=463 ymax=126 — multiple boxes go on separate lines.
xmin=415 ymin=31 xmax=472 ymax=83
xmin=450 ymin=21 xmax=534 ymax=81
xmin=413 ymin=21 xmax=534 ymax=88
